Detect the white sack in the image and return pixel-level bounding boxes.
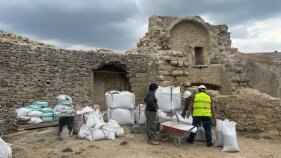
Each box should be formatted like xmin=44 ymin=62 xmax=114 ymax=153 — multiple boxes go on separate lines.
xmin=78 ymin=124 xmax=93 ymax=141
xmin=16 ymin=116 xmax=31 ymax=121
xmin=107 ymin=108 xmax=134 ymax=125
xmin=157 ymin=111 xmax=171 ymax=123
xmin=216 ymin=119 xmax=225 ymax=147
xmin=105 ymin=91 xmax=135 ymax=109
xmin=134 ymin=104 xmax=146 ymax=124
xmin=155 ymin=86 xmax=181 ymax=112
xmin=222 ymin=121 xmax=240 ymax=152
xmin=182 ymin=115 xmax=193 ymax=125
xmin=16 ymin=108 xmax=32 ymax=117
xmin=169 ymin=113 xmax=193 ymax=125
xmin=56 ymin=95 xmax=73 ymax=104
xmin=195 ymin=126 xmax=206 ymax=141
xmin=77 ymin=106 xmax=95 ymax=115
xmin=86 ymin=112 xmax=104 ymax=128
xmin=115 ymin=128 xmax=125 ymax=137
xmin=94 ymin=122 xmax=107 ymax=129
xmin=0 ymin=137 xmax=12 ymax=158
xmin=28 ymin=118 xmax=43 ymax=124
xmin=91 ymin=129 xmax=115 ymax=141
xmin=102 ymin=119 xmax=125 ymax=137
xmin=28 ymin=111 xmax=43 ymax=118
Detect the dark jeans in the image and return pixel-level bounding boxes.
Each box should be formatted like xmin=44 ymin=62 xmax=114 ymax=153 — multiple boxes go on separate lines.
xmin=181 ymin=99 xmax=190 ymax=118
xmin=187 ymin=116 xmax=212 ymax=146
xmin=145 ymin=111 xmax=157 ymax=140
xmin=59 ymin=116 xmax=74 ymax=133
xmin=181 ymin=104 xmax=188 ymax=118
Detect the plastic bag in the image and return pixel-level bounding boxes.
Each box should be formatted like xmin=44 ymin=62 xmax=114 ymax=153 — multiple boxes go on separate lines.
xmin=0 ymin=137 xmax=12 ymax=158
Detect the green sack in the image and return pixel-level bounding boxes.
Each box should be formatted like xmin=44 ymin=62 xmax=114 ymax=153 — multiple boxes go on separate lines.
xmin=41 ymin=113 xmax=54 ymax=118
xmin=41 ymin=117 xmax=53 ymax=122
xmin=53 ymin=112 xmax=61 ymax=117
xmin=32 ymin=101 xmax=48 ymax=108
xmin=40 ymin=108 xmax=53 ymax=114
xmin=25 ymin=104 xmax=41 ymax=111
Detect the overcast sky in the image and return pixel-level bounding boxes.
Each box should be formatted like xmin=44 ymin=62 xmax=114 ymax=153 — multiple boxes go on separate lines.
xmin=1 ymin=0 xmax=281 ymax=53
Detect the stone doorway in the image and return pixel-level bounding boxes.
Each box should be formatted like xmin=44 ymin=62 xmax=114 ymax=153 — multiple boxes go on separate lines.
xmin=93 ymin=64 xmax=130 ymax=108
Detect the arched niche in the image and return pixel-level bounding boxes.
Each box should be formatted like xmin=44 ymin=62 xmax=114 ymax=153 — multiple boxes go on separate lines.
xmin=169 ymin=20 xmax=210 ymax=65
xmin=93 ymin=62 xmax=131 ymax=107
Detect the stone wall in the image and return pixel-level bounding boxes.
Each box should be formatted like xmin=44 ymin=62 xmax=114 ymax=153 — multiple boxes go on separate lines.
xmin=137 ymin=16 xmax=231 ymax=61
xmin=214 ymin=88 xmax=281 ymax=136
xmin=0 ymin=40 xmax=159 ymax=130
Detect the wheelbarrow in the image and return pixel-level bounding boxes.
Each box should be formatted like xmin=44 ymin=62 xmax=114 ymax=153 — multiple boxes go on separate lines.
xmin=159 ymin=121 xmax=198 ymax=147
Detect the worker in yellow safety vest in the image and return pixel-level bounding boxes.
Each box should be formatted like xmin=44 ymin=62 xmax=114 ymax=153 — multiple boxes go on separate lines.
xmin=186 ymin=85 xmax=216 ymax=147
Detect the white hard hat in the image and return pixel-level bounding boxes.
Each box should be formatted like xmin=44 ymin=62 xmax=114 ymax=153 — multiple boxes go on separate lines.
xmin=198 ymin=85 xmax=206 ymax=90
xmin=183 ymin=91 xmax=191 ymax=98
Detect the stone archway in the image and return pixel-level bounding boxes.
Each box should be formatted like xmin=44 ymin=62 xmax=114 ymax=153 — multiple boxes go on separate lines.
xmin=93 ymin=62 xmax=131 ymax=108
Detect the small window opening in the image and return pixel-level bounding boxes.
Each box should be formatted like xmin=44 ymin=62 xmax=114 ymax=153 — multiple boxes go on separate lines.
xmin=195 ymin=47 xmax=204 ymax=65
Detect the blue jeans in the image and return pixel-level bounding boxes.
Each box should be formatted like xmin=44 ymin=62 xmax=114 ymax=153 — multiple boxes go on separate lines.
xmin=187 ymin=116 xmax=212 ymax=146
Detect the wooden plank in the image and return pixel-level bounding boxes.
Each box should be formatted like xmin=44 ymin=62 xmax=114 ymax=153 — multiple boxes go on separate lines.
xmin=14 ymin=121 xmax=59 ymax=131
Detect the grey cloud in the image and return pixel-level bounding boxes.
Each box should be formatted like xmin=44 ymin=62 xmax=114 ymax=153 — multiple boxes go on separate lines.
xmin=0 ymin=0 xmax=139 ymax=50
xmin=1 ymin=0 xmax=281 ymax=51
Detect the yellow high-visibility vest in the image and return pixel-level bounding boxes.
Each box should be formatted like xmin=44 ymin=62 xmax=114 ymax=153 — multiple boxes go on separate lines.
xmin=192 ymin=92 xmax=211 ymax=117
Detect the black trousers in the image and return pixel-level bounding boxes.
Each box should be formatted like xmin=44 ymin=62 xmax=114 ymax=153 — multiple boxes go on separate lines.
xmin=58 ymin=116 xmax=74 ymax=133
xmin=187 ymin=116 xmax=212 ymax=146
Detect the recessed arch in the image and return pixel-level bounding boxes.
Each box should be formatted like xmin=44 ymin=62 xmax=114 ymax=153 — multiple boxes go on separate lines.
xmin=93 ymin=61 xmax=131 ymax=107
xmin=191 ymin=83 xmax=221 ymax=91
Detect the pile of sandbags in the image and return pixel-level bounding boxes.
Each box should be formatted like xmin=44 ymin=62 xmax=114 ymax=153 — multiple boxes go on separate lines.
xmin=155 ymin=86 xmax=181 ymax=112
xmin=53 ymin=95 xmax=75 ymax=117
xmin=105 ymin=91 xmax=135 ymax=125
xmin=216 ymin=119 xmax=240 ymax=152
xmin=15 ymin=101 xmax=56 ymax=124
xmin=73 ymin=106 xmax=98 ymax=134
xmin=78 ymin=108 xmax=124 ymax=141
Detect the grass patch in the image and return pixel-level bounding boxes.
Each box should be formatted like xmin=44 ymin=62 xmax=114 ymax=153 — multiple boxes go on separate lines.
xmin=120 ymin=141 xmax=128 ymax=146
xmin=62 ymin=147 xmax=73 ymax=152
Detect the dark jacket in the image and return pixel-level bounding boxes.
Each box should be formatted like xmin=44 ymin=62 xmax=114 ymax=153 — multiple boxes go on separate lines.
xmin=144 ymin=91 xmax=158 ymax=112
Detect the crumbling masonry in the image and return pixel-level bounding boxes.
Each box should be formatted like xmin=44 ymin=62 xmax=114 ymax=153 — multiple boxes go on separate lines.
xmin=1 ymin=16 xmax=281 ymax=137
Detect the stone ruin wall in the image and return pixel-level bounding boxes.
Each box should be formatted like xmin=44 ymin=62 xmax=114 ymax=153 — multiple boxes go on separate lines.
xmin=1 ymin=16 xmax=281 ymax=137
xmin=0 ymin=38 xmax=159 ymax=132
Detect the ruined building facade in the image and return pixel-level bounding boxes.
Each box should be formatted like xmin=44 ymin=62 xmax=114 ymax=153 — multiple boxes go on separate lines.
xmin=1 ymin=16 xmax=281 ymax=136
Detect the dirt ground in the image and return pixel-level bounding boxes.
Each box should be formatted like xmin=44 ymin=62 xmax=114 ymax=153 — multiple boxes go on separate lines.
xmin=4 ymin=126 xmax=281 ymax=158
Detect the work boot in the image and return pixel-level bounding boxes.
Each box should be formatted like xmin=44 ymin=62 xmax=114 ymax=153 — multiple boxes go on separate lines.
xmin=148 ymin=140 xmax=159 ymax=145
xmin=207 ymin=143 xmax=214 ymax=147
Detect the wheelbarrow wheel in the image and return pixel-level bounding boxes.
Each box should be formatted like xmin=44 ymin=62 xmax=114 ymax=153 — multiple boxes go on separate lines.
xmin=157 ymin=130 xmax=170 ymax=142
